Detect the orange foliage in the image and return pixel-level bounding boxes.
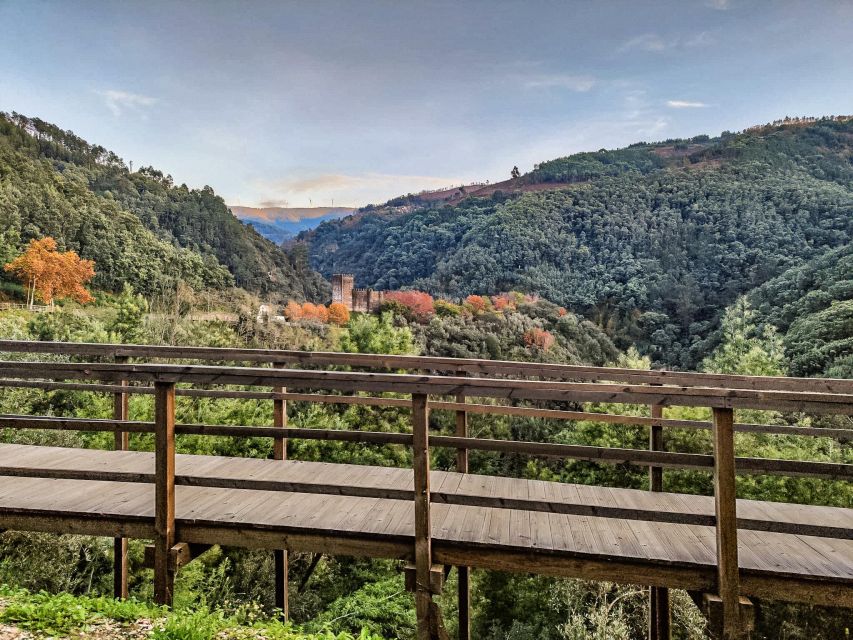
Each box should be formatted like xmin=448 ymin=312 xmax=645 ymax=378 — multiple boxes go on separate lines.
xmin=4 ymin=237 xmax=95 ymax=306
xmin=385 ymin=290 xmax=435 ymax=321
xmin=491 ymin=293 xmax=515 ymax=312
xmin=300 ymin=302 xmax=329 ymax=322
xmin=283 ymin=300 xmax=303 ymax=321
xmin=523 ymin=328 xmax=555 ymax=351
xmin=464 ymin=294 xmax=488 ymax=314
xmin=328 ymin=302 xmax=351 ymax=326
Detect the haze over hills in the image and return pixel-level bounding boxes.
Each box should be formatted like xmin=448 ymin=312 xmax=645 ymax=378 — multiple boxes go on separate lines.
xmin=230 ymin=206 xmax=355 ymax=244
xmin=304 ymin=116 xmax=853 ymax=369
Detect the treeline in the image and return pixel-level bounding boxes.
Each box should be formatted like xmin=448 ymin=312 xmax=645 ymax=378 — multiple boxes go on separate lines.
xmin=307 ymin=118 xmax=853 ymax=369
xmin=0 ymin=113 xmax=328 ymax=301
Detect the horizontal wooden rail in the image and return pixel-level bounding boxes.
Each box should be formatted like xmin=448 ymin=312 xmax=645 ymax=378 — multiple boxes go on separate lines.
xmin=1 ymin=378 xmax=850 ymax=440
xmin=3 ymin=339 xmax=853 ymax=394
xmin=2 ymin=361 xmax=853 ymax=413
xmin=1 ymin=415 xmax=849 ymax=479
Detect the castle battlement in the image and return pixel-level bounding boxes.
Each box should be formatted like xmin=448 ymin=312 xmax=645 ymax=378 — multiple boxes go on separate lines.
xmin=331 ymin=275 xmax=386 ymax=313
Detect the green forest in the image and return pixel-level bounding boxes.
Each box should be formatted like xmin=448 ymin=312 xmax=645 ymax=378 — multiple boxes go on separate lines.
xmin=0 ymin=114 xmax=851 ymax=639
xmin=0 ymin=112 xmax=328 ymax=301
xmin=306 ymin=118 xmax=853 ymax=370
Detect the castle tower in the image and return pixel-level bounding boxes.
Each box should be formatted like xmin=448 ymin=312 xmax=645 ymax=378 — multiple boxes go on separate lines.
xmin=331 ymin=274 xmax=354 ymax=310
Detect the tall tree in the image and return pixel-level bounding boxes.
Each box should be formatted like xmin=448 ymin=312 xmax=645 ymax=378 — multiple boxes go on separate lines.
xmin=4 ymin=237 xmax=95 ymax=307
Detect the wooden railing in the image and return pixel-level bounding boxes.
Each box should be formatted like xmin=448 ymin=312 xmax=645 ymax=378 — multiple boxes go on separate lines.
xmin=0 ymin=341 xmax=851 ymax=640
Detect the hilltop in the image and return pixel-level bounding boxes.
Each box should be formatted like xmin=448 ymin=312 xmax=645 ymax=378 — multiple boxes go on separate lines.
xmin=230 ymin=206 xmax=356 ymax=244
xmin=303 ymin=116 xmax=853 ymax=369
xmin=0 ymin=113 xmax=328 ymax=302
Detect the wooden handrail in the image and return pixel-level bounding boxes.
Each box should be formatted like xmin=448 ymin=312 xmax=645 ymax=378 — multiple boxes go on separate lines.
xmin=1 ymin=361 xmax=852 ymax=413
xmin=2 ymin=339 xmax=853 ymax=394
xmin=1 ymin=379 xmax=849 ymax=439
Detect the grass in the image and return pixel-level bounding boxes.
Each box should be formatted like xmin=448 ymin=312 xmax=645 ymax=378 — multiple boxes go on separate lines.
xmin=0 ymin=585 xmax=385 ymax=639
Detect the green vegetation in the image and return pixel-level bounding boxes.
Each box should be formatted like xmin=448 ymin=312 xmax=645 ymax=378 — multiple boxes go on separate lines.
xmin=0 ymin=585 xmax=383 ymax=639
xmin=1 ymin=115 xmax=852 ymax=639
xmin=306 ymin=118 xmax=853 ymax=369
xmin=0 ymin=112 xmax=328 ymax=301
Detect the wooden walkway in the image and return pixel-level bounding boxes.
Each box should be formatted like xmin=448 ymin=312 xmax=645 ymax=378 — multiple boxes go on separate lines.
xmin=0 ymin=444 xmax=850 ymax=608
xmin=0 ymin=340 xmax=851 ymax=640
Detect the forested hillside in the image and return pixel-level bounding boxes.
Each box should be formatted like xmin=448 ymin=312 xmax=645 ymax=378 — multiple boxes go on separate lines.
xmin=748 ymin=243 xmax=853 ymax=377
xmin=0 ymin=113 xmax=328 ymax=301
xmin=306 ymin=117 xmax=853 ymax=368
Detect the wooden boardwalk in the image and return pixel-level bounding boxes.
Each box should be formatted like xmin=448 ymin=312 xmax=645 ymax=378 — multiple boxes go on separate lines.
xmin=0 ymin=444 xmax=850 ymax=605
xmin=0 ymin=340 xmax=851 ymax=639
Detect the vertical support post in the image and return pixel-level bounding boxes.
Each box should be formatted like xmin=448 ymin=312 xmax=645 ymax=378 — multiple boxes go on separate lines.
xmin=272 ymin=363 xmax=289 ymax=619
xmin=648 ymin=403 xmax=670 ymax=640
xmin=154 ymin=381 xmax=176 ymax=606
xmin=712 ymin=407 xmax=742 ymax=639
xmin=412 ymin=393 xmax=433 ymax=640
xmin=454 ymin=373 xmax=470 ymax=640
xmin=113 ymin=355 xmax=130 ymax=600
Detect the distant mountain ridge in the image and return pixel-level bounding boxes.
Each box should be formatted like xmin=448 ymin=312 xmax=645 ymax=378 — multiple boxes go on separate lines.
xmin=230 ymin=206 xmax=355 ymax=244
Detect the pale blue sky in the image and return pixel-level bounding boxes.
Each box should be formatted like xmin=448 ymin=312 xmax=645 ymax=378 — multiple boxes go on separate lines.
xmin=2 ymin=0 xmax=852 ymax=207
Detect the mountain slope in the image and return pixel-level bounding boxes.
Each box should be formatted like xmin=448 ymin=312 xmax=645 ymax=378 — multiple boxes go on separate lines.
xmin=0 ymin=113 xmax=329 ymax=301
xmin=305 ymin=117 xmax=853 ymax=368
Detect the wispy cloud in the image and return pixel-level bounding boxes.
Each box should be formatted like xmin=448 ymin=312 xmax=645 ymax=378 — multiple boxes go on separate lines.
xmin=254 ymin=172 xmax=464 ymax=207
xmin=96 ymin=89 xmax=157 ymax=116
xmin=524 ymin=74 xmax=597 ymax=92
xmin=620 ymin=33 xmax=669 ymax=52
xmin=620 ymin=31 xmax=715 ymax=53
xmin=666 ymin=100 xmax=708 ymax=108
xmin=706 ymin=0 xmax=731 ymax=10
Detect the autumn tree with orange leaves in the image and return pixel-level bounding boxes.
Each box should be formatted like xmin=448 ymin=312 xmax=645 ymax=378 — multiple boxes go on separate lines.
xmin=328 ymin=302 xmax=351 ymax=326
xmin=4 ymin=238 xmax=95 ymax=308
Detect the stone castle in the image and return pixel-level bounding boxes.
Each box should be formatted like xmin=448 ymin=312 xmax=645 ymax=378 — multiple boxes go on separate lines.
xmin=331 ymin=274 xmax=386 ymax=313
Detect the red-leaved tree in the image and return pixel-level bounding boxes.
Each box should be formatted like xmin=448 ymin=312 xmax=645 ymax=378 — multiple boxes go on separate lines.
xmin=385 ymin=290 xmax=435 ymax=321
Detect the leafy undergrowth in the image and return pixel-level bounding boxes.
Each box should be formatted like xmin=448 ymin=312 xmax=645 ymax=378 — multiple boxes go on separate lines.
xmin=0 ymin=586 xmax=384 ymax=640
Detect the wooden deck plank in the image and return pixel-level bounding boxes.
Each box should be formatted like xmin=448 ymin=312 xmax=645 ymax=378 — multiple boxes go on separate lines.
xmin=0 ymin=444 xmax=850 ymax=605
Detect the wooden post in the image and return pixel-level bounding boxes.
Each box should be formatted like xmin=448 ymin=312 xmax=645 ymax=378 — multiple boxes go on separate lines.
xmin=648 ymin=403 xmax=670 ymax=640
xmin=412 ymin=393 xmax=433 ymax=640
xmin=712 ymin=407 xmax=742 ymax=639
xmin=455 ymin=375 xmax=470 ymax=640
xmin=272 ymin=363 xmax=289 ymax=619
xmin=113 ymin=355 xmax=130 ymax=600
xmin=154 ymin=381 xmax=176 ymax=606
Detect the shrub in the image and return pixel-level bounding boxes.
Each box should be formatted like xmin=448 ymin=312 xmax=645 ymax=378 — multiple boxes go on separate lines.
xmin=328 ymin=302 xmax=351 ymax=326
xmin=463 ymin=295 xmax=488 ymax=314
xmin=383 ymin=291 xmax=434 ymax=322
xmin=522 ymin=328 xmax=555 ymax=351
xmin=301 ymin=303 xmax=329 ymax=323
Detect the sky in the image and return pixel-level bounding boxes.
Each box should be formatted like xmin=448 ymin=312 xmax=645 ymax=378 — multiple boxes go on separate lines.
xmin=2 ymin=0 xmax=852 ymax=208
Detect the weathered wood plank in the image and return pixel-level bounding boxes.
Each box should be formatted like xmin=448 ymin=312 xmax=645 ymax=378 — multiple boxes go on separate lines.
xmin=712 ymin=408 xmax=743 ymax=639
xmin=154 ymin=382 xmax=176 ymax=606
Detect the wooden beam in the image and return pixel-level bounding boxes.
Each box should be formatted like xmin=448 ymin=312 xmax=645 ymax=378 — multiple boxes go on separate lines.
xmin=454 ymin=381 xmax=470 ymax=640
xmin=454 ymin=374 xmax=470 ymax=640
xmin=272 ymin=364 xmax=289 ymax=620
xmin=712 ymin=408 xmax=743 ymax=639
xmin=4 ymin=339 xmax=853 ymax=394
xmin=154 ymin=381 xmax=176 ymax=606
xmin=648 ymin=403 xmax=670 ymax=640
xmin=4 ymin=360 xmax=853 ymax=413
xmin=113 ymin=355 xmax=130 ymax=601
xmin=412 ymin=393 xmax=434 ymax=640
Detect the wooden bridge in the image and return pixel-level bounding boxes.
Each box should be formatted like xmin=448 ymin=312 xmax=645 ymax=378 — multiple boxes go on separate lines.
xmin=0 ymin=341 xmax=850 ymax=640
